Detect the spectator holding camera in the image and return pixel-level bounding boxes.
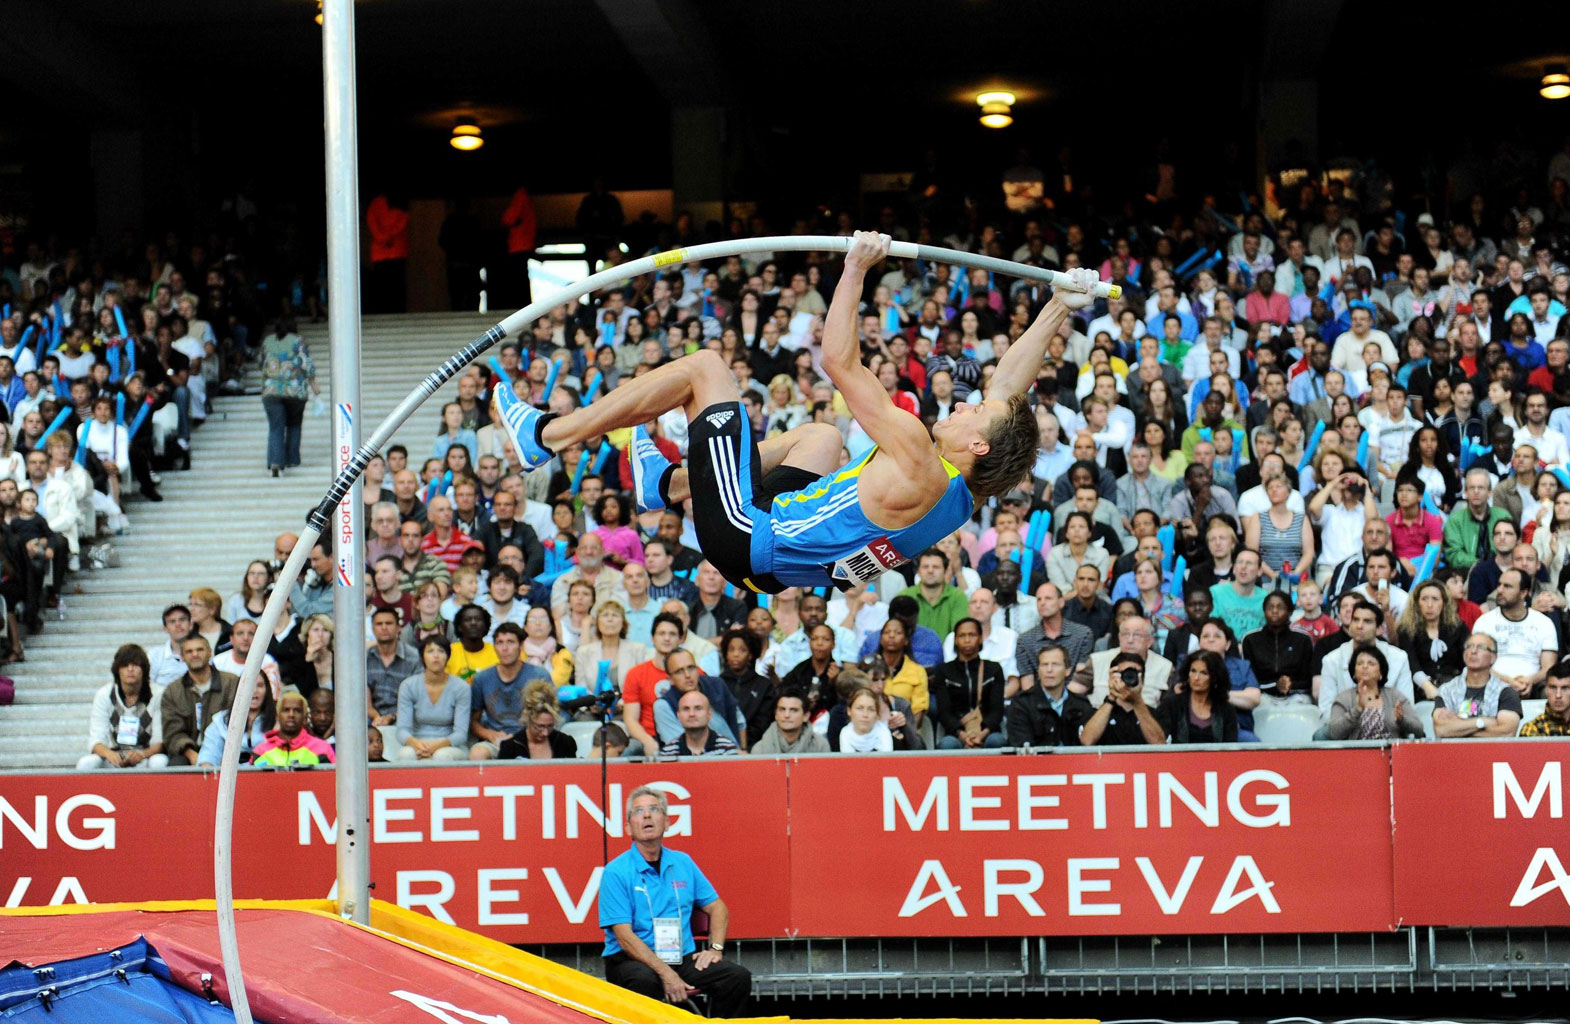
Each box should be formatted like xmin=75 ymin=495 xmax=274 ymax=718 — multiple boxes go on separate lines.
xmin=1078 ymin=651 xmax=1166 ymax=746
xmin=1309 ymin=464 xmax=1380 ymax=573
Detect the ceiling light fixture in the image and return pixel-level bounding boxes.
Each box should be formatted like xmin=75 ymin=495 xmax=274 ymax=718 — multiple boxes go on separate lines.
xmin=976 ymin=90 xmax=1016 ymax=129
xmin=449 ymin=123 xmax=484 ymax=151
xmin=1542 ymin=67 xmax=1570 ymax=100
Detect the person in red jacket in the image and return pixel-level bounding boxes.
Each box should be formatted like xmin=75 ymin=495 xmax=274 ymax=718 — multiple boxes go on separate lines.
xmin=502 ymin=185 xmax=537 ymax=307
xmin=366 ymin=193 xmax=410 ymax=313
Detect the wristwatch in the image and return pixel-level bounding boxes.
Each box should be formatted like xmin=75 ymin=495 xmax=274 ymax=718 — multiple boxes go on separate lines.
xmin=709 ymin=942 xmax=724 ymax=953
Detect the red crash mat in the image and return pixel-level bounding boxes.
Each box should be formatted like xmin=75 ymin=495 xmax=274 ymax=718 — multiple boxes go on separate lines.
xmin=0 ymin=907 xmax=603 ymax=1024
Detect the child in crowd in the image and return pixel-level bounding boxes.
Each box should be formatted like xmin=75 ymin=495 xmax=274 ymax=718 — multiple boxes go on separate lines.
xmin=1289 ymin=578 xmax=1338 ymax=642
xmin=440 ymin=567 xmax=480 ymax=621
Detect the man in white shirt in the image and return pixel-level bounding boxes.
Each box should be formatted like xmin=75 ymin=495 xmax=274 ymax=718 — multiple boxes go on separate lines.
xmin=1515 ymin=391 xmax=1569 ymax=466
xmin=1347 ymin=549 xmax=1408 ymax=625
xmin=1306 ymin=228 xmax=1374 ymax=290
xmin=1474 ymin=568 xmax=1559 ymax=697
xmin=148 ymin=604 xmax=195 ymax=688
xmin=1330 ymin=306 xmax=1398 ymax=375
xmin=941 ymin=588 xmax=1019 ymax=690
xmin=1033 ymin=409 xmax=1074 ymax=484
xmin=1084 ymin=296 xmax=1133 ymax=347
xmin=1316 ymin=600 xmax=1413 ymax=719
xmin=211 ymin=618 xmax=281 ymax=694
xmin=1181 ymin=316 xmax=1242 ymax=382
xmin=1370 ymin=382 xmax=1421 ymax=490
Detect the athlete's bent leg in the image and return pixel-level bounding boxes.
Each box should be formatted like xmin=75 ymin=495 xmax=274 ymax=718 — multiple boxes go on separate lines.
xmin=662 ymin=421 xmax=843 ymax=504
xmin=539 ymin=350 xmax=736 ymax=452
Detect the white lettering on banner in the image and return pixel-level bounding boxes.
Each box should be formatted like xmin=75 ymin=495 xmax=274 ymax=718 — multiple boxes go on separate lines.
xmin=1067 ymin=858 xmax=1121 ymax=916
xmin=1072 ymin=773 xmax=1123 ymax=829
xmin=399 ymin=870 xmax=457 ymax=923
xmin=1159 ymin=772 xmax=1219 ymax=827
xmin=897 ymin=860 xmax=966 ymax=917
xmin=1136 ymin=856 xmax=1204 ymax=914
xmin=301 ymin=783 xmax=647 ymax=847
xmin=433 ymin=787 xmax=481 ymax=842
xmin=984 ymin=860 xmax=1045 ymax=917
xmin=1017 ymin=775 xmax=1068 ymax=830
xmin=1510 ymin=848 xmax=1570 ymax=907
xmin=377 ymin=788 xmax=424 ymax=843
xmin=543 ymin=867 xmax=602 ymax=924
xmin=958 ymin=776 xmax=1010 ymax=831
xmin=1228 ymin=770 xmax=1292 ymax=827
xmin=883 ymin=772 xmax=1291 ymax=832
xmin=477 ymin=868 xmax=530 ymax=925
xmin=389 ymin=990 xmax=511 ymax=1024
xmin=898 ymin=857 xmax=1285 ymax=920
xmin=301 ymin=791 xmax=337 ymax=844
xmin=1493 ymin=761 xmax=1563 ymax=819
xmin=0 ymin=794 xmax=115 ymax=850
xmin=482 ymin=785 xmax=534 ymax=840
xmin=5 ymin=876 xmax=88 ymax=907
xmin=884 ymin=777 xmax=949 ymax=832
xmin=1210 ymin=856 xmax=1280 ymax=914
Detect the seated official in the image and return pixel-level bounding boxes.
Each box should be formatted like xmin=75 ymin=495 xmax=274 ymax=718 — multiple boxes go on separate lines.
xmin=599 ymin=786 xmax=752 ymax=1015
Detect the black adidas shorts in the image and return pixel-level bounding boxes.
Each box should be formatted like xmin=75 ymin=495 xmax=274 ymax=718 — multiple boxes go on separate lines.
xmin=685 ymin=402 xmax=818 ymax=594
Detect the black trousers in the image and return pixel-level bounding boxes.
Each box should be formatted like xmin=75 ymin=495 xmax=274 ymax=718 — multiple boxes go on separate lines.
xmin=603 ymin=952 xmax=751 ymax=1017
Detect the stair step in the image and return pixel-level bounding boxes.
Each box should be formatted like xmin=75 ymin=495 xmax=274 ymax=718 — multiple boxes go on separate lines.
xmin=0 ymin=313 xmax=506 ymax=768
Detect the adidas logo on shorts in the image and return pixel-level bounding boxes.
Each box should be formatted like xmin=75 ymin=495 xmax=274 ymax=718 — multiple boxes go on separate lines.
xmin=706 ymin=410 xmax=735 ymax=429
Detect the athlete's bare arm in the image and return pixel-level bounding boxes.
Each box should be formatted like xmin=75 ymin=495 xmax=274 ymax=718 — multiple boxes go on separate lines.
xmin=820 ymin=232 xmax=946 ymax=500
xmin=986 ymin=267 xmax=1100 ymax=401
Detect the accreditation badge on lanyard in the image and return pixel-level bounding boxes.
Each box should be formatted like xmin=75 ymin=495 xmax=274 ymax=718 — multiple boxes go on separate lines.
xmin=115 ymin=712 xmax=141 ymax=748
xmin=638 ymin=882 xmax=685 ymax=964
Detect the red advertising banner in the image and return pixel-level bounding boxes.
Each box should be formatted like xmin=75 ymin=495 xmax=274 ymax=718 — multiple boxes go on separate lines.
xmin=0 ymin=760 xmax=790 ymax=944
xmin=6 ymin=744 xmax=1567 ymax=941
xmin=789 ymin=749 xmax=1397 ymax=936
xmin=1391 ymin=741 xmax=1570 ymax=926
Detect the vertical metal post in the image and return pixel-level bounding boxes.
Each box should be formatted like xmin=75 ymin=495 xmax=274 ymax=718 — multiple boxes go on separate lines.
xmin=322 ymin=0 xmax=369 ymax=925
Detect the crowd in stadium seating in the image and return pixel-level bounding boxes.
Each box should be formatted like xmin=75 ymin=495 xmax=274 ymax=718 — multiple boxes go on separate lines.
xmin=70 ymin=138 xmax=1570 ymax=767
xmin=0 ymin=240 xmax=251 ymax=745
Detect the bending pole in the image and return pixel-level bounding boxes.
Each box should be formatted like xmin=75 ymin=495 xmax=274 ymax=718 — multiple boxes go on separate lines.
xmin=210 ymin=235 xmax=1116 ymax=1015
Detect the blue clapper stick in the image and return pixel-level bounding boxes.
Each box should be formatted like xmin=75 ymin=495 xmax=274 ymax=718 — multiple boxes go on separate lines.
xmin=1168 ymin=555 xmax=1186 ymax=598
xmin=1421 ymin=490 xmax=1443 ymax=517
xmin=115 ymin=393 xmax=126 ymax=427
xmin=440 ymin=469 xmax=453 ymax=500
xmin=1552 ymin=466 xmax=1570 ymax=493
xmin=127 ymin=397 xmax=153 ymax=439
xmin=1298 ymin=421 xmax=1325 ymax=473
xmin=41 ymin=406 xmax=71 ymax=441
xmin=107 ymin=338 xmax=121 ymax=383
xmin=1411 ymin=543 xmax=1442 ymax=585
xmin=74 ymin=422 xmax=88 ymax=465
xmin=1173 ymin=248 xmax=1209 ymax=278
xmin=1157 ymin=524 xmax=1175 ymax=574
xmin=113 ymin=304 xmax=130 ymax=341
xmin=1355 ymin=430 xmax=1371 ymax=480
xmin=50 ymin=301 xmax=62 ymax=348
xmin=542 ymin=358 xmax=562 ymax=403
xmin=1230 ymin=427 xmax=1244 ymax=473
xmin=581 ymin=371 xmax=601 ymax=407
xmin=1012 ymin=547 xmax=1030 ymax=596
xmin=591 ymin=441 xmax=613 ymax=477
xmin=569 ymin=449 xmax=591 ymax=494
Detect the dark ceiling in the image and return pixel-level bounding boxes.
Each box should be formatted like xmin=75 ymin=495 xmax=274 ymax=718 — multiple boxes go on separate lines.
xmin=0 ymin=0 xmax=1567 ymax=243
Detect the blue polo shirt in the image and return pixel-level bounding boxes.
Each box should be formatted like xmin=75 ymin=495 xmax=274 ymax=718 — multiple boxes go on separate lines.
xmin=599 ymin=845 xmax=717 ymax=958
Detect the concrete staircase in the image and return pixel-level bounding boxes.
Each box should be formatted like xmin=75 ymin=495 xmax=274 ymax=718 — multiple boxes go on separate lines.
xmin=0 ymin=311 xmax=501 ymax=769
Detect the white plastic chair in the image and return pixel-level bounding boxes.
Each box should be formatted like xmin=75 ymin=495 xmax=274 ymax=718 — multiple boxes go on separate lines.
xmin=1413 ymin=700 xmax=1436 ymax=739
xmin=561 ymin=720 xmax=602 ymax=757
xmin=1252 ymin=703 xmax=1321 ymax=745
xmin=1518 ymin=699 xmax=1547 ymax=735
